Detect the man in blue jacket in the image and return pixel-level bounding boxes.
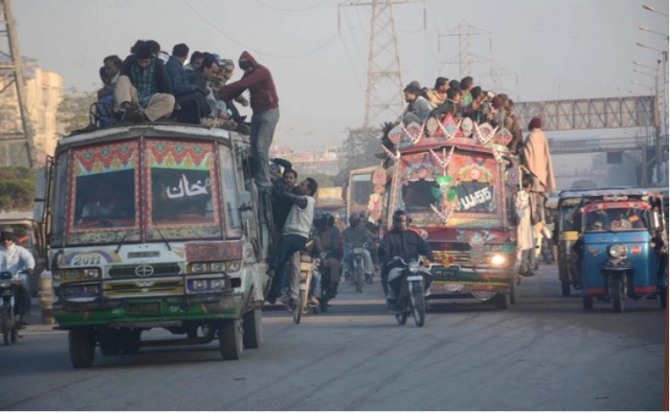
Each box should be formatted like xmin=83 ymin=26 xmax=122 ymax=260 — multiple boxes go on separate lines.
xmin=165 ymin=43 xmax=211 ymax=124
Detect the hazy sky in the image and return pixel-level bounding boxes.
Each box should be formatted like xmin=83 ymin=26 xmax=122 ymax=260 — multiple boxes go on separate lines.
xmin=12 ymin=0 xmax=669 ymax=151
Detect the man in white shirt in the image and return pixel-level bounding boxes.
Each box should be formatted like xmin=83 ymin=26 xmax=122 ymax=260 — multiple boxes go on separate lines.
xmin=266 ymin=178 xmax=319 ymax=306
xmin=0 ymin=228 xmax=35 ymax=325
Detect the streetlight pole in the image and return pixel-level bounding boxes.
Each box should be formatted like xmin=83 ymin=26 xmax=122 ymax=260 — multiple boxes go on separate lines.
xmin=642 ymin=4 xmax=669 ymax=17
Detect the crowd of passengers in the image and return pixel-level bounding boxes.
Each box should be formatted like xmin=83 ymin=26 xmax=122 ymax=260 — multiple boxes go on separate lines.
xmin=398 ymin=75 xmax=526 ymax=154
xmin=96 ymin=39 xmax=252 ymax=134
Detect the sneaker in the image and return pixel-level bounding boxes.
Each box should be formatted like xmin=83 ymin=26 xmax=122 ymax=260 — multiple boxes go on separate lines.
xmin=308 ymin=296 xmax=319 ymax=306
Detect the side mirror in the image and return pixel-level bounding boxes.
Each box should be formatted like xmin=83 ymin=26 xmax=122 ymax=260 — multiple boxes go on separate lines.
xmin=652 ymin=211 xmax=660 ymax=229
xmin=33 ymin=168 xmax=47 ymax=224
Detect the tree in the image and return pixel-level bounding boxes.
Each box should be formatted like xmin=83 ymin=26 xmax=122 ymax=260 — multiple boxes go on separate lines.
xmin=335 ymin=126 xmax=384 ymax=185
xmin=57 ymin=87 xmax=96 ymax=135
xmin=310 ymin=173 xmax=334 ymax=187
xmin=0 ymin=167 xmax=36 ymax=211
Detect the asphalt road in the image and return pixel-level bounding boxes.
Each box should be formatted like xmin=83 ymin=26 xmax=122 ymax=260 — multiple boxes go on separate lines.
xmin=1 ymin=264 xmax=666 ymax=410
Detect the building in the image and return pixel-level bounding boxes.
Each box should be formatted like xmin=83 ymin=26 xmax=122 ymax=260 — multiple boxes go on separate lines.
xmin=0 ymin=57 xmax=63 ymax=166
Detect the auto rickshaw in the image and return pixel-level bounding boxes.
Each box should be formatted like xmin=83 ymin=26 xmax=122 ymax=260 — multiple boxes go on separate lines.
xmin=554 ymin=190 xmax=587 ymax=296
xmin=554 ymin=188 xmax=631 ymax=296
xmin=574 ymin=189 xmax=667 ymax=312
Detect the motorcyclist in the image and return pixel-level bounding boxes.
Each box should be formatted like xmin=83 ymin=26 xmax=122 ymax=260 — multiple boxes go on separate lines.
xmin=378 ymin=210 xmax=433 ymax=311
xmin=342 ymin=213 xmax=374 ymax=283
xmin=313 ymin=213 xmax=343 ymax=301
xmin=0 ymin=227 xmax=35 ymax=325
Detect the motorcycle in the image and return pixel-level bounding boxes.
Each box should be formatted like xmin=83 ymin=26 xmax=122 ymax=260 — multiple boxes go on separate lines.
xmin=387 ymin=257 xmax=431 ymax=327
xmin=293 ymin=251 xmax=317 ymax=324
xmin=0 ymin=270 xmax=26 ymax=345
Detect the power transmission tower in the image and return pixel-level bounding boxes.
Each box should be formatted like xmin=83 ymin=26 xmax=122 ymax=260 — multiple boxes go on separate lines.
xmin=340 ymin=0 xmax=423 ymax=129
xmin=438 ymin=19 xmax=518 ymax=99
xmin=0 ymin=0 xmax=35 ymax=168
xmin=438 ymin=19 xmax=490 ymax=80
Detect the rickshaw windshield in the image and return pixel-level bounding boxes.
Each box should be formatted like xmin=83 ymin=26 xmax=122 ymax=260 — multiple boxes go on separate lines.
xmin=559 ymin=202 xmax=582 ymax=231
xmin=583 ymin=204 xmax=649 ymax=232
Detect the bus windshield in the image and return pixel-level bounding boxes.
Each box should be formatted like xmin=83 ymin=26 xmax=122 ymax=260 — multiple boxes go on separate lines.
xmin=63 ymin=138 xmax=225 ymax=245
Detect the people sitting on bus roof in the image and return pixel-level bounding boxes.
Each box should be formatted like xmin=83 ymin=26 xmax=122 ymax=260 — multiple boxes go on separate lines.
xmin=115 ymin=42 xmax=175 ymax=123
xmin=400 ymin=83 xmax=431 ymax=125
xmin=459 ymin=75 xmax=475 ymax=107
xmin=217 ymin=58 xmax=249 ymax=125
xmin=166 ymin=43 xmax=212 ymax=124
xmin=462 ymin=85 xmax=487 ymax=124
xmin=430 ymin=87 xmax=462 ymax=119
xmin=184 ymin=51 xmax=204 ymax=76
xmin=424 ymin=76 xmax=449 ymax=109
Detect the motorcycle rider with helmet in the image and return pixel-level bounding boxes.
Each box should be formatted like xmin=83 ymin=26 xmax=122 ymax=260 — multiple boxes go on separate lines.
xmin=378 ymin=210 xmax=433 ymax=311
xmin=313 ymin=213 xmax=343 ymax=302
xmin=342 ymin=213 xmax=374 ymax=283
xmin=0 ymin=227 xmax=35 ymax=325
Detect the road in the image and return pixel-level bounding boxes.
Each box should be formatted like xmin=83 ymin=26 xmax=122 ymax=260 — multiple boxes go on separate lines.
xmin=1 ymin=264 xmax=666 ymax=410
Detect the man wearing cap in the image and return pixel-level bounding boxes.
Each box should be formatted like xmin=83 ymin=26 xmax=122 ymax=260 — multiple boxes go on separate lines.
xmin=0 ymin=227 xmax=35 ymax=325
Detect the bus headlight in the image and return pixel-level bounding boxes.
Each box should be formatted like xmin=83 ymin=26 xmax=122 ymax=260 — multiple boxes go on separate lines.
xmin=489 ymin=254 xmax=507 ymax=267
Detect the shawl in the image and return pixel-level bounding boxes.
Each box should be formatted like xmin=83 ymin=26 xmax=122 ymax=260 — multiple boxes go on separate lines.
xmin=522 ymin=128 xmax=556 ymax=193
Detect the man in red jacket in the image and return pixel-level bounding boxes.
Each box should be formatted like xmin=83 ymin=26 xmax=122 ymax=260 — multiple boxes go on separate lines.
xmin=218 ymin=51 xmax=279 ymax=191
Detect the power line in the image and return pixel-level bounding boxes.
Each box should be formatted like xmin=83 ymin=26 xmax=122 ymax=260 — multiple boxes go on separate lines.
xmin=180 ymin=0 xmax=339 ymax=59
xmin=252 ymin=0 xmax=332 ymax=12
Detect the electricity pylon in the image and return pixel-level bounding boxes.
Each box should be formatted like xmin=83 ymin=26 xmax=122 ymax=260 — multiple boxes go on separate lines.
xmin=0 ymin=0 xmax=35 ymax=167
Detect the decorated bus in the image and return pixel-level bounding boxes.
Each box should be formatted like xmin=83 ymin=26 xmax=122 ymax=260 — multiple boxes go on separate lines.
xmin=382 ymin=115 xmax=520 ymax=309
xmin=36 ymin=123 xmax=271 ymax=367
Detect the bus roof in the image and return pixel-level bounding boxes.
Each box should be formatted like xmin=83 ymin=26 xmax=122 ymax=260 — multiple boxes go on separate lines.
xmin=349 ymin=165 xmax=380 ymax=175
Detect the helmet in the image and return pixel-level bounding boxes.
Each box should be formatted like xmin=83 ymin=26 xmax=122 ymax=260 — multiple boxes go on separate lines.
xmin=314 ymin=212 xmax=328 ymax=228
xmin=349 ymin=213 xmax=361 ymax=227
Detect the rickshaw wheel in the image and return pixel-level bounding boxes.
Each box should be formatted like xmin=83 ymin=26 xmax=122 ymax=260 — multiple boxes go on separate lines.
xmin=582 ymin=295 xmax=593 ymax=311
xmin=660 ymin=287 xmax=667 ymax=309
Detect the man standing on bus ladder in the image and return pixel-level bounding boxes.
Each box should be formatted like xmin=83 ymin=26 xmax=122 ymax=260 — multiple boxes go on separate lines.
xmin=521 ymin=117 xmax=556 ymax=268
xmin=218 ymin=51 xmax=279 ymax=192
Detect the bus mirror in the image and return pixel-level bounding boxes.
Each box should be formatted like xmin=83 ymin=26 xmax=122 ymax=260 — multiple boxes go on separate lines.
xmin=33 ymin=168 xmax=47 ymax=224
xmin=652 ymin=210 xmax=660 ymax=229
xmin=237 ymin=191 xmax=253 ymax=211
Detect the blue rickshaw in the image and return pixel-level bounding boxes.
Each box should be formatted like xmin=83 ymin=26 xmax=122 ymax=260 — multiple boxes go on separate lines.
xmin=574 ymin=189 xmax=667 ymax=312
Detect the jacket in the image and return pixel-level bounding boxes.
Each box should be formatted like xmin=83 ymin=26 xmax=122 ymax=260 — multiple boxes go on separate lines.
xmin=378 ymin=228 xmax=433 ymax=267
xmin=218 ymin=51 xmax=278 ymax=112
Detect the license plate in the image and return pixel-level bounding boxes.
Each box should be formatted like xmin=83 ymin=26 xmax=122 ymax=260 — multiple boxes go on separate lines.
xmin=406 ymin=275 xmax=423 ymax=281
xmin=125 ymin=302 xmax=160 ymax=315
xmin=353 ymin=247 xmax=364 ymax=254
xmin=431 ymin=267 xmax=459 ymax=278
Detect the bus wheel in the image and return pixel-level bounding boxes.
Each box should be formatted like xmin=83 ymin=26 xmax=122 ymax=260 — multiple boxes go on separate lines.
xmin=219 ymin=319 xmax=243 ymax=360
xmin=242 ymin=308 xmax=262 ymax=349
